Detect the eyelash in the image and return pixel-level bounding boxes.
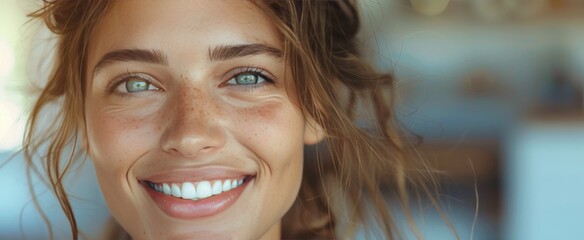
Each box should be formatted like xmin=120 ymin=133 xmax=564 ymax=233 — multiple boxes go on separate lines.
xmin=106 ymin=72 xmax=159 ymax=97
xmin=224 ymin=66 xmax=276 ymax=91
xmin=106 ymin=66 xmax=277 ymax=97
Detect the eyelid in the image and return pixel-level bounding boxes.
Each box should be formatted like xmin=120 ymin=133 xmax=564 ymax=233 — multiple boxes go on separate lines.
xmin=222 ymin=66 xmax=278 ymax=85
xmin=107 ymin=72 xmax=162 ymax=94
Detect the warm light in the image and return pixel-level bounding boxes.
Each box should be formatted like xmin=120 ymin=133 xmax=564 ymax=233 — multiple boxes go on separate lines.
xmin=410 ymin=0 xmax=450 ymax=16
xmin=0 ymin=37 xmax=15 ymax=78
xmin=0 ymin=100 xmax=25 ymax=151
xmin=0 ymin=36 xmax=22 ymax=151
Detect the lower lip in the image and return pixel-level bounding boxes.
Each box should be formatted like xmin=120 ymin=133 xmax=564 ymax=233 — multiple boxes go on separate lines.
xmin=142 ymin=179 xmax=251 ymax=219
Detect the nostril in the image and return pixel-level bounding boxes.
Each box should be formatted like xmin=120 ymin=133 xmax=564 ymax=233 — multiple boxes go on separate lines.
xmin=161 ymin=133 xmax=225 ymax=158
xmin=199 ymin=145 xmax=217 ymax=153
xmin=167 ymin=148 xmax=181 ymax=155
xmin=161 ymin=145 xmax=183 ymax=156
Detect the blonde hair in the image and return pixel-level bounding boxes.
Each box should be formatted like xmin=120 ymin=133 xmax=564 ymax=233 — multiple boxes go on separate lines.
xmin=24 ymin=0 xmax=446 ymax=239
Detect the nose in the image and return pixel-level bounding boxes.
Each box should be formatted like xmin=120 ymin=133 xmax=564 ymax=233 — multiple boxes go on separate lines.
xmin=160 ymin=85 xmax=226 ymax=158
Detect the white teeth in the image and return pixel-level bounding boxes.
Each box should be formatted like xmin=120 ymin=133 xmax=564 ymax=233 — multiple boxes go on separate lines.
xmin=150 ymin=177 xmax=247 ymax=201
xmin=171 ymin=183 xmax=181 ymax=198
xmin=162 ymin=183 xmax=171 ymax=195
xmin=212 ymin=181 xmax=223 ymax=195
xmin=197 ymin=181 xmax=212 ymax=199
xmin=181 ymin=182 xmax=197 ymax=199
xmin=222 ymin=179 xmax=232 ymax=192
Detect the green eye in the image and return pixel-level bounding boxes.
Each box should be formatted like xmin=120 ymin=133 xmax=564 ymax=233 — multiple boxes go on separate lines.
xmin=227 ymin=72 xmax=268 ymax=86
xmin=234 ymin=73 xmax=263 ymax=85
xmin=125 ymin=78 xmax=155 ymax=92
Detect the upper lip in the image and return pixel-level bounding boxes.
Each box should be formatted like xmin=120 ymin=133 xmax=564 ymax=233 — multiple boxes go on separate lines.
xmin=137 ymin=166 xmax=255 ymax=183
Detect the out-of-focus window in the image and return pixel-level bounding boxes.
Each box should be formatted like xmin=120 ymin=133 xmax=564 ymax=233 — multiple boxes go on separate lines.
xmin=0 ymin=1 xmax=30 ymax=151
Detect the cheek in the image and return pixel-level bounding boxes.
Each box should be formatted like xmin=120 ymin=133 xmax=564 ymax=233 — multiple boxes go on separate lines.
xmin=233 ymin=101 xmax=305 ymax=158
xmin=234 ymin=102 xmax=305 ymax=182
xmin=231 ymin=101 xmax=306 ymax=221
xmin=85 ymin=106 xmax=158 ymax=176
xmin=85 ymin=106 xmax=160 ymax=226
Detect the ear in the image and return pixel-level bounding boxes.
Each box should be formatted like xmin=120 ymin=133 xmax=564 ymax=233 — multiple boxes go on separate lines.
xmin=304 ymin=117 xmax=325 ymax=145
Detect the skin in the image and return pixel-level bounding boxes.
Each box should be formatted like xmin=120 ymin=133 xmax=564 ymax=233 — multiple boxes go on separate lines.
xmin=84 ymin=0 xmax=323 ymax=239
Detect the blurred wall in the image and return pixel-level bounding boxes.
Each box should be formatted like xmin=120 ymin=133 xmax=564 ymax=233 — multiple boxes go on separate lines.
xmin=364 ymin=1 xmax=584 ymax=239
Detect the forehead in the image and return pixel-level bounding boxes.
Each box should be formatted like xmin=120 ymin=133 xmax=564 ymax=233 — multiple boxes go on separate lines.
xmin=87 ymin=0 xmax=281 ymax=70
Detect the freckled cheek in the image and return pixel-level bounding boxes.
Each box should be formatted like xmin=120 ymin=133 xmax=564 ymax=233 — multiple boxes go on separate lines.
xmin=231 ymin=102 xmax=305 ymax=163
xmin=233 ymin=103 xmax=306 ymax=215
xmin=86 ymin=110 xmax=159 ymax=171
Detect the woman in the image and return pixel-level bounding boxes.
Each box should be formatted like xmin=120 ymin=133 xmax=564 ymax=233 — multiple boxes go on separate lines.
xmin=25 ymin=0 xmax=441 ymax=239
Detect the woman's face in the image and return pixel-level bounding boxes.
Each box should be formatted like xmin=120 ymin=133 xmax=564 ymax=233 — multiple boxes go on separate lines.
xmin=84 ymin=1 xmax=322 ymax=239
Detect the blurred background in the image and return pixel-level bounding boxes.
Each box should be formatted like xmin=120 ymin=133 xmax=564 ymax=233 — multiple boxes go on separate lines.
xmin=1 ymin=0 xmax=584 ymax=239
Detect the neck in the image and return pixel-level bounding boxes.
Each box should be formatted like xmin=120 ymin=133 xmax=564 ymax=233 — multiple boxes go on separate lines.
xmin=258 ymin=221 xmax=281 ymax=240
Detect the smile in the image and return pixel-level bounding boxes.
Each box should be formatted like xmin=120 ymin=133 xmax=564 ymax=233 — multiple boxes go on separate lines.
xmin=141 ymin=174 xmax=254 ymax=219
xmin=146 ymin=178 xmax=246 ymax=201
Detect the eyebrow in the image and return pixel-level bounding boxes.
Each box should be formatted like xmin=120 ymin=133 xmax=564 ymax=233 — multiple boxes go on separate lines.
xmin=208 ymin=43 xmax=283 ymax=62
xmin=92 ymin=44 xmax=283 ymax=76
xmin=92 ymin=49 xmax=168 ymax=75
